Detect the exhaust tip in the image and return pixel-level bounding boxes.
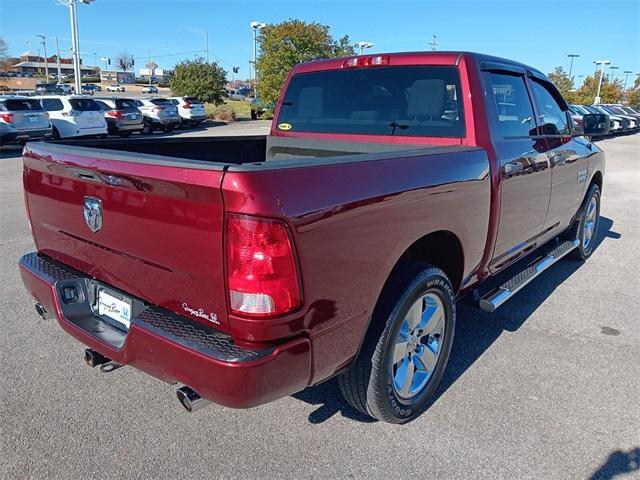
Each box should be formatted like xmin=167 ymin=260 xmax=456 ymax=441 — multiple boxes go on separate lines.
xmin=35 ymin=303 xmax=48 ymax=320
xmin=177 ymin=386 xmax=208 ymax=412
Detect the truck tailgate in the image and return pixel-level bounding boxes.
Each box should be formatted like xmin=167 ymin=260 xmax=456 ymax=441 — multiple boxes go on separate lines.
xmin=22 ymin=143 xmax=230 ymax=332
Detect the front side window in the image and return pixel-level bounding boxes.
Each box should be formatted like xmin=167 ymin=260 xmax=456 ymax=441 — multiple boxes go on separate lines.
xmin=530 ymin=80 xmax=570 ymax=135
xmin=488 ymin=72 xmax=536 ymax=138
xmin=69 ymin=98 xmax=101 ymax=111
xmin=276 ymin=66 xmax=465 ymax=138
xmin=41 ymin=98 xmax=64 ymax=111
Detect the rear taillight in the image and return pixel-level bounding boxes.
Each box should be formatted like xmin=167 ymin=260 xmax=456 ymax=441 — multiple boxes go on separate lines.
xmin=0 ymin=113 xmax=15 ymax=124
xmin=343 ymin=55 xmax=390 ymax=68
xmin=152 ymin=106 xmax=165 ymax=112
xmin=226 ymin=214 xmax=302 ymax=317
xmin=183 ymin=101 xmax=192 ymax=109
xmin=62 ymin=110 xmax=80 ymax=117
xmin=106 ymin=110 xmax=124 ymax=118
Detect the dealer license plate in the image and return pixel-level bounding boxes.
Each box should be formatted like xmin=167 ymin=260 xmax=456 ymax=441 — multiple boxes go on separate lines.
xmin=97 ymin=289 xmax=132 ymax=328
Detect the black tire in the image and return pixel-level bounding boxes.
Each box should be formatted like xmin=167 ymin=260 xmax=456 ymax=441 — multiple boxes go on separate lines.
xmin=141 ymin=119 xmax=154 ymax=135
xmin=118 ymin=132 xmax=132 ymax=138
xmin=569 ymin=183 xmax=601 ymax=260
xmin=51 ymin=127 xmax=61 ymax=140
xmin=338 ymin=262 xmax=456 ymax=424
xmin=250 ymin=110 xmax=258 ymax=120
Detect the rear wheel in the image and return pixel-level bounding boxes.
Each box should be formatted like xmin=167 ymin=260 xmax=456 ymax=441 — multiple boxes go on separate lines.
xmin=570 ymin=183 xmax=601 ymax=260
xmin=52 ymin=127 xmax=61 ymax=140
xmin=141 ymin=119 xmax=154 ymax=135
xmin=338 ymin=262 xmax=456 ymax=424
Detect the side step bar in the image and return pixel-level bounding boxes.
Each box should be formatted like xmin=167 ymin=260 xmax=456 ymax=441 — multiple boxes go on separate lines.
xmin=479 ymin=239 xmax=579 ymax=313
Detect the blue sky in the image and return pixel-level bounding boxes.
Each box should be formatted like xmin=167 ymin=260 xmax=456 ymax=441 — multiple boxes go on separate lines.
xmin=1 ymin=0 xmax=638 ymax=84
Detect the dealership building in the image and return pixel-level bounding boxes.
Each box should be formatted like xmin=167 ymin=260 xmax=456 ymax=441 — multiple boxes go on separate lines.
xmin=9 ymin=52 xmax=98 ymax=76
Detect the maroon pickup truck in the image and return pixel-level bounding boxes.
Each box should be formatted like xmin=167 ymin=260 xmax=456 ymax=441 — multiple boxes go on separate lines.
xmin=19 ymin=52 xmax=609 ymax=424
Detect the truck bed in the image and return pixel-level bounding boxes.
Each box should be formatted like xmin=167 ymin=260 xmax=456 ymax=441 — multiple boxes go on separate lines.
xmin=44 ymin=135 xmax=471 ymax=169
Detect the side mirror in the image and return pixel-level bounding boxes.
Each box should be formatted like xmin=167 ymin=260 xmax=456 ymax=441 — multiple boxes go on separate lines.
xmin=582 ymin=113 xmax=610 ymax=136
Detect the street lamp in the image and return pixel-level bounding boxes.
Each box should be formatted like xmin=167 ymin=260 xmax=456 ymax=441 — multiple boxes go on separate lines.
xmin=593 ymin=60 xmax=610 ymax=104
xmin=356 ymin=41 xmax=374 ymax=55
xmin=179 ymin=26 xmax=209 ymax=63
xmin=608 ymin=65 xmax=619 ymax=82
xmin=567 ymin=53 xmax=579 ymax=79
xmin=58 ymin=0 xmax=95 ymax=94
xmin=250 ymin=21 xmax=266 ymax=95
xmin=36 ymin=35 xmax=49 ymax=79
xmin=622 ymin=70 xmax=633 ymax=91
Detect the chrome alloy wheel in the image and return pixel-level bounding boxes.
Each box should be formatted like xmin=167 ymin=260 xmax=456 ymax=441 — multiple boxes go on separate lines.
xmin=392 ymin=292 xmax=445 ymax=399
xmin=583 ymin=196 xmax=598 ymax=249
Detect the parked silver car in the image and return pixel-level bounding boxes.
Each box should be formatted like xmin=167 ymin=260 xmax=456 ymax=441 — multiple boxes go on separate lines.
xmin=0 ymin=95 xmax=52 ymax=145
xmin=132 ymin=97 xmax=180 ymax=134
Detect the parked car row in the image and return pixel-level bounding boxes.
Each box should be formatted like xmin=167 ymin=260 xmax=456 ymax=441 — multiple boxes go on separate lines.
xmin=1 ymin=94 xmax=208 ymax=145
xmin=570 ymin=104 xmax=640 ymax=135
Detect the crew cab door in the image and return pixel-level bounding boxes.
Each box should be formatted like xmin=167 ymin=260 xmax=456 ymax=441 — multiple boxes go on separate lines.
xmin=528 ymin=77 xmax=589 ymax=232
xmin=484 ymin=70 xmax=552 ymax=269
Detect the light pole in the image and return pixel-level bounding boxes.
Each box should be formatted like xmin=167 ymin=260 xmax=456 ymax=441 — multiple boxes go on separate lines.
xmin=58 ymin=0 xmax=94 ymax=94
xmin=608 ymin=65 xmax=619 ymax=82
xmin=180 ymin=27 xmax=209 ymax=63
xmin=54 ymin=37 xmax=63 ymax=82
xmin=356 ymin=41 xmax=373 ymax=55
xmin=622 ymin=70 xmax=633 ymax=91
xmin=37 ymin=35 xmax=49 ymax=79
xmin=594 ymin=60 xmax=610 ymax=104
xmin=250 ymin=21 xmax=266 ymax=95
xmin=567 ymin=53 xmax=579 ymax=80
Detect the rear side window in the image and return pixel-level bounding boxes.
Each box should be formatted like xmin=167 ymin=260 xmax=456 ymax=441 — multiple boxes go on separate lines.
xmin=69 ymin=99 xmax=101 ymax=111
xmin=276 ymin=66 xmax=465 ymax=138
xmin=530 ymin=80 xmax=570 ymax=135
xmin=3 ymin=99 xmax=44 ymax=111
xmin=115 ymin=99 xmax=138 ymax=109
xmin=150 ymin=98 xmax=172 ymax=106
xmin=488 ymin=73 xmax=536 ymax=138
xmin=41 ymin=98 xmax=65 ymax=111
xmin=94 ymin=100 xmax=110 ymax=110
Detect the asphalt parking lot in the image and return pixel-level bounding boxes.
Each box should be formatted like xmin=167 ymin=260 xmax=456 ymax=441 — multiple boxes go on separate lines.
xmin=0 ymin=127 xmax=638 ymax=480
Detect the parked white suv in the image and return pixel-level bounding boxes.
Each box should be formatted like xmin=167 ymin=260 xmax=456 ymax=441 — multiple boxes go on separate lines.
xmin=35 ymin=95 xmax=107 ymax=139
xmin=168 ymin=96 xmax=207 ymax=127
xmin=132 ymin=97 xmax=180 ymax=134
xmin=106 ymin=84 xmax=125 ymax=93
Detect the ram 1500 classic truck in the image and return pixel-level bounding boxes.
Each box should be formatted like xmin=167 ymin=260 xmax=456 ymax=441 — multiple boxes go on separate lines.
xmin=18 ymin=52 xmax=609 ymax=424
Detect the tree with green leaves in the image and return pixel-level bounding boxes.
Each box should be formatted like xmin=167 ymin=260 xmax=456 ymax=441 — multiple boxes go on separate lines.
xmin=547 ymin=66 xmax=575 ymax=103
xmin=627 ymin=76 xmax=640 ymax=109
xmin=256 ymin=20 xmax=355 ymax=105
xmin=572 ymin=74 xmax=623 ymax=105
xmin=170 ymin=58 xmax=227 ymax=104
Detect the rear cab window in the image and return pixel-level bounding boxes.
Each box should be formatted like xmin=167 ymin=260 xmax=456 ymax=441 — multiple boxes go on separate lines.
xmin=275 ymin=66 xmax=465 ymax=138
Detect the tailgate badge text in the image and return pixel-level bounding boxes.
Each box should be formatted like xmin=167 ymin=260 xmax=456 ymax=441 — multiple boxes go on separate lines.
xmin=182 ymin=303 xmax=220 ymax=325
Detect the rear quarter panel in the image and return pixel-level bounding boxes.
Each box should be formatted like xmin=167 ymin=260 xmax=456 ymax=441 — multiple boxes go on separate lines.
xmin=223 ymin=149 xmax=490 ymax=382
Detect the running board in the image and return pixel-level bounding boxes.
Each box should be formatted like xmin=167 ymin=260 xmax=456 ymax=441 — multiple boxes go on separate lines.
xmin=478 ymin=239 xmax=579 ymax=313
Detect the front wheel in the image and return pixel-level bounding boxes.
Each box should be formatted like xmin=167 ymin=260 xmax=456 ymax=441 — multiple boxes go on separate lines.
xmin=570 ymin=183 xmax=601 ymax=260
xmin=338 ymin=262 xmax=456 ymax=424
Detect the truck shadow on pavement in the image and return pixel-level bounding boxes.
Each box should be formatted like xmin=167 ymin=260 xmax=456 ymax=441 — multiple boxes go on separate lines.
xmin=292 ymin=217 xmax=620 ymax=424
xmin=589 ymin=447 xmax=639 ymax=480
